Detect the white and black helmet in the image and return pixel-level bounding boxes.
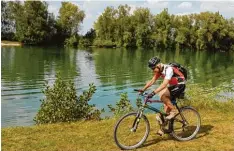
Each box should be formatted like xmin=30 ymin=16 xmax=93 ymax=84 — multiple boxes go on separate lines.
xmin=148 ymin=57 xmax=161 ymax=68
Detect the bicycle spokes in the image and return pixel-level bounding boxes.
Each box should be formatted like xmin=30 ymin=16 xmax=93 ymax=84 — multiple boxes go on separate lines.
xmin=114 ymin=112 xmax=150 ymax=150
xmin=171 ymin=107 xmax=201 ymax=141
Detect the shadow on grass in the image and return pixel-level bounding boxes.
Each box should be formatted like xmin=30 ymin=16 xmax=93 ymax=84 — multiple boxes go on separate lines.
xmin=140 ymin=124 xmax=213 ymax=149
xmin=195 ymin=124 xmax=214 ymax=139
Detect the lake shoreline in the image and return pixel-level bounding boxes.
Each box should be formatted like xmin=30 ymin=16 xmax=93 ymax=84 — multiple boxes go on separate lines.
xmin=1 ymin=47 xmax=234 ymax=127
xmin=1 ymin=40 xmax=23 ymax=46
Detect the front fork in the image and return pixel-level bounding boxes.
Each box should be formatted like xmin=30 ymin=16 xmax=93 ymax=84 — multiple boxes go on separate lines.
xmin=131 ymin=107 xmax=144 ymax=132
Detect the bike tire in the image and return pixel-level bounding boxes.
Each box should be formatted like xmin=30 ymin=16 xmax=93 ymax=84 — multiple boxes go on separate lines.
xmin=171 ymin=107 xmax=201 ymax=141
xmin=114 ymin=112 xmax=150 ymax=150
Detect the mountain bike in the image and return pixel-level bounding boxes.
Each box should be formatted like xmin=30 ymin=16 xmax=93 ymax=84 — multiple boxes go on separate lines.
xmin=114 ymin=89 xmax=201 ymax=150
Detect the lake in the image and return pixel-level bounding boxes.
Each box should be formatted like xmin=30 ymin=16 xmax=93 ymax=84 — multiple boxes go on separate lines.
xmin=1 ymin=46 xmax=234 ymax=127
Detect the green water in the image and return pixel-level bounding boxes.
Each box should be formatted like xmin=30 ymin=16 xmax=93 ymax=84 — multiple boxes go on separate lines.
xmin=1 ymin=46 xmax=234 ymax=127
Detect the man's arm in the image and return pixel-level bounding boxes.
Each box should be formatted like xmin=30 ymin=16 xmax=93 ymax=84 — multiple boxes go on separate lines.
xmin=153 ymin=78 xmax=170 ymax=94
xmin=153 ymin=66 xmax=173 ymax=94
xmin=142 ymin=73 xmax=160 ymax=91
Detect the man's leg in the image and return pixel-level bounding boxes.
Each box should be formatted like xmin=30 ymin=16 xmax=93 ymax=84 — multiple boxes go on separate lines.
xmin=159 ymin=88 xmax=178 ymax=120
xmin=164 ymin=104 xmax=170 ymax=114
xmin=157 ymin=88 xmax=176 ymax=136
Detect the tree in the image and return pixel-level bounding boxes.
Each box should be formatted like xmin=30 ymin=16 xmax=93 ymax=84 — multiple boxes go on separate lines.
xmin=153 ymin=8 xmax=173 ymax=48
xmin=94 ymin=6 xmax=117 ymax=40
xmin=1 ymin=1 xmax=14 ymax=40
xmin=57 ymin=2 xmax=85 ymax=38
xmin=131 ymin=7 xmax=153 ymax=48
xmin=9 ymin=1 xmax=50 ymax=44
xmin=94 ymin=6 xmax=117 ymax=47
xmin=175 ymin=15 xmax=193 ymax=48
xmin=115 ymin=5 xmax=131 ymax=47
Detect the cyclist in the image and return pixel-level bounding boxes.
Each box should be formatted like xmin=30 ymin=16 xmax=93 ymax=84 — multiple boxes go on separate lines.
xmin=139 ymin=57 xmax=186 ymax=135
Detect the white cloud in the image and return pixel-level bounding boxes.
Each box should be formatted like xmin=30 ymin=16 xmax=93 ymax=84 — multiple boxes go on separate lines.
xmin=200 ymin=1 xmax=234 ymax=13
xmin=142 ymin=1 xmax=169 ymax=10
xmin=177 ymin=2 xmax=192 ymax=9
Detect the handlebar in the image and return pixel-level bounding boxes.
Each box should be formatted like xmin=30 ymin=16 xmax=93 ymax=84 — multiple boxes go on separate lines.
xmin=133 ymin=89 xmax=148 ymax=96
xmin=134 ymin=89 xmax=163 ymax=104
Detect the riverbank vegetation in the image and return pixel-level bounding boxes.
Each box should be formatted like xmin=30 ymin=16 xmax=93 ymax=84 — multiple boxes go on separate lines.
xmin=1 ymin=1 xmax=84 ymax=46
xmin=2 ymin=89 xmax=234 ymax=151
xmin=93 ymin=6 xmax=234 ymax=51
xmin=34 ymin=74 xmax=104 ymax=124
xmin=2 ymin=1 xmax=234 ymax=51
xmin=2 ymin=73 xmax=234 ymax=150
xmin=34 ymin=73 xmax=234 ymax=124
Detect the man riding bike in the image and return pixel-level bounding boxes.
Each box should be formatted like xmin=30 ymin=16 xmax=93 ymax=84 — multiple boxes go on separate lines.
xmin=139 ymin=57 xmax=186 ymax=135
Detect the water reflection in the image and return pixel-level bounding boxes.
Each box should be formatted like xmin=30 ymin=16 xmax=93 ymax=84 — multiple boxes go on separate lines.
xmin=1 ymin=46 xmax=234 ymax=127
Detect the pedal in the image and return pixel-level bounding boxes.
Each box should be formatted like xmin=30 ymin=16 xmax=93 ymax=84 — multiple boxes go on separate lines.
xmin=156 ymin=130 xmax=164 ymax=136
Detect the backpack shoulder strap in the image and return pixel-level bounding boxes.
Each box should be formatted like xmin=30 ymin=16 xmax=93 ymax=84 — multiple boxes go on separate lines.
xmin=172 ymin=67 xmax=185 ymax=79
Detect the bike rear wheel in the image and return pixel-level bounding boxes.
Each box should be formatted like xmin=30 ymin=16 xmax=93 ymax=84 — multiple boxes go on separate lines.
xmin=114 ymin=112 xmax=150 ymax=150
xmin=171 ymin=107 xmax=201 ymax=141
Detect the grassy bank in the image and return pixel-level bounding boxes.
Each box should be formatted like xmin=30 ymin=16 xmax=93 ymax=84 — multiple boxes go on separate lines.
xmin=1 ymin=40 xmax=22 ymax=46
xmin=2 ymin=109 xmax=234 ymax=151
xmin=2 ymin=84 xmax=234 ymax=151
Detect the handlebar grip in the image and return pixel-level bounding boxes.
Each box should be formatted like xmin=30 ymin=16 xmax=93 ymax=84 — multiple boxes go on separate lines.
xmin=134 ymin=89 xmax=141 ymax=92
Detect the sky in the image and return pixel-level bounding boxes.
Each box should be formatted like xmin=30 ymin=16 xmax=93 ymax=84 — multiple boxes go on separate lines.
xmin=47 ymin=0 xmax=234 ymax=35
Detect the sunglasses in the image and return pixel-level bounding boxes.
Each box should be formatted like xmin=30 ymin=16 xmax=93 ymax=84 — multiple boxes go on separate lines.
xmin=150 ymin=66 xmax=156 ymax=70
xmin=149 ymin=65 xmax=160 ymax=71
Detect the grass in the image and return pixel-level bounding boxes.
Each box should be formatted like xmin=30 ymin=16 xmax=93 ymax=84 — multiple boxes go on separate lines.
xmin=2 ymin=84 xmax=234 ymax=151
xmin=2 ymin=109 xmax=234 ymax=151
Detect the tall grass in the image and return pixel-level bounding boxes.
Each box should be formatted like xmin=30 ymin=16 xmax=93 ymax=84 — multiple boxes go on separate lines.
xmin=179 ymin=84 xmax=234 ymax=112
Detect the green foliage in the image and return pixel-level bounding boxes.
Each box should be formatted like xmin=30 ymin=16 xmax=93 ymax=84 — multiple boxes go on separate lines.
xmin=1 ymin=1 xmax=14 ymax=40
xmin=79 ymin=28 xmax=96 ymax=47
xmin=57 ymin=2 xmax=85 ymax=42
xmin=93 ymin=39 xmax=116 ymax=48
xmin=179 ymin=84 xmax=234 ymax=112
xmin=3 ymin=1 xmax=85 ymax=46
xmin=93 ymin=5 xmax=234 ymax=51
xmin=79 ymin=38 xmax=92 ymax=47
xmin=107 ymin=93 xmax=134 ymax=117
xmin=2 ymin=1 xmax=234 ymax=50
xmin=8 ymin=1 xmax=50 ymax=44
xmin=64 ymin=35 xmax=78 ymax=47
xmin=136 ymin=97 xmax=143 ymax=108
xmin=34 ymin=73 xmax=104 ymax=124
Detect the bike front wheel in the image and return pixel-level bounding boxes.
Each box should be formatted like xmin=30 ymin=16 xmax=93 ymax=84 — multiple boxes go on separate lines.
xmin=114 ymin=112 xmax=150 ymax=150
xmin=171 ymin=107 xmax=201 ymax=141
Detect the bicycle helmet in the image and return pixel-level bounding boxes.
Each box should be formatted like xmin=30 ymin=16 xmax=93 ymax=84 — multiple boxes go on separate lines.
xmin=148 ymin=57 xmax=161 ymax=69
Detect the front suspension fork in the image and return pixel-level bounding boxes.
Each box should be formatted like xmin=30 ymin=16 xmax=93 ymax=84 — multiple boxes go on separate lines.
xmin=131 ymin=108 xmax=144 ymax=132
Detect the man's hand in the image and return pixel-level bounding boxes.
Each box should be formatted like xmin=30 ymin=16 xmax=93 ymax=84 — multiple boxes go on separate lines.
xmin=147 ymin=91 xmax=156 ymax=98
xmin=138 ymin=89 xmax=144 ymax=95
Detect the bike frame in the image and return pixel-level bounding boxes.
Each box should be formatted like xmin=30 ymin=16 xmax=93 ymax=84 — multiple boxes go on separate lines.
xmin=132 ymin=94 xmax=187 ymax=132
xmin=143 ymin=98 xmax=167 ymax=116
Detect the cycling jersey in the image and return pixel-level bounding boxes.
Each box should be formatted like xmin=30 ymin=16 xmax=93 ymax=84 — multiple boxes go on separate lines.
xmin=154 ymin=64 xmax=185 ymax=86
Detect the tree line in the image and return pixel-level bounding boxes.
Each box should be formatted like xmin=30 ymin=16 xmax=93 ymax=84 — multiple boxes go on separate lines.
xmin=1 ymin=1 xmax=84 ymax=46
xmin=92 ymin=5 xmax=234 ymax=51
xmin=1 ymin=1 xmax=234 ymax=51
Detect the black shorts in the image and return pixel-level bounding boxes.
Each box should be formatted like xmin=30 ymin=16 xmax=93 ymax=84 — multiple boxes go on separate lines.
xmin=168 ymin=84 xmax=186 ymax=99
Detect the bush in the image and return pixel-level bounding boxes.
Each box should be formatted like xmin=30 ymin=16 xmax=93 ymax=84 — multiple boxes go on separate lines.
xmin=93 ymin=39 xmax=116 ymax=48
xmin=64 ymin=35 xmax=78 ymax=47
xmin=108 ymin=93 xmax=134 ymax=117
xmin=34 ymin=73 xmax=104 ymax=124
xmin=79 ymin=38 xmax=92 ymax=47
